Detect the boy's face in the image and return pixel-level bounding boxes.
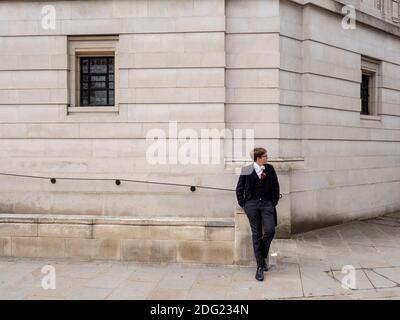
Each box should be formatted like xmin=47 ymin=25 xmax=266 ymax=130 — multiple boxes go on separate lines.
xmin=256 ymin=154 xmax=268 ymax=165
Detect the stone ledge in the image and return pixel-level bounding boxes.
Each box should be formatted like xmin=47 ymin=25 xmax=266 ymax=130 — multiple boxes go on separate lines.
xmin=0 ymin=213 xmax=236 ymax=265
xmin=0 ymin=214 xmax=234 ymax=227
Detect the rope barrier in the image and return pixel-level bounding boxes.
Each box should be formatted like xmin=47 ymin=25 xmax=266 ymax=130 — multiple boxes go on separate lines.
xmin=0 ymin=172 xmax=236 ymax=192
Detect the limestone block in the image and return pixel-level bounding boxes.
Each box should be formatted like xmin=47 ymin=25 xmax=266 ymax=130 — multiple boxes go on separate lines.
xmin=301 ymin=106 xmax=360 ymax=126
xmin=93 ymin=225 xmax=149 ymax=239
xmin=15 ymin=105 xmax=62 ymax=123
xmin=280 ymin=0 xmax=302 ymax=38
xmin=50 ymin=193 xmax=104 ymax=216
xmin=226 ymin=69 xmax=279 ymax=88
xmin=38 ymin=223 xmax=92 ymax=238
xmin=0 ymin=192 xmax=14 ymax=212
xmin=66 ymin=238 xmax=120 ymax=260
xmin=205 ymin=227 xmax=235 ymax=241
xmin=279 ymin=36 xmax=302 ymax=72
xmin=112 ymin=0 xmax=148 ymax=18
xmin=26 ymin=124 xmax=79 ymax=138
xmin=148 ymin=0 xmax=194 ymax=17
xmin=381 ymin=62 xmax=400 ymax=91
xmin=226 ymin=88 xmax=280 ymax=104
xmin=193 ymin=0 xmax=225 ymax=16
xmin=225 ymin=103 xmax=280 ymax=123
xmin=0 ymin=70 xmax=67 ymax=89
xmin=149 ymin=239 xmax=178 ymax=263
xmin=10 ymin=236 xmax=65 ymax=258
xmin=0 ymin=237 xmax=11 ymax=256
xmin=226 ymin=0 xmax=279 ymax=18
xmin=119 ymin=52 xmax=225 ymax=68
xmin=148 ymin=226 xmax=205 ymax=241
xmin=127 ymin=103 xmax=225 ymax=123
xmin=177 ymin=240 xmax=234 ymax=264
xmin=0 ymin=223 xmax=37 ymax=237
xmin=226 ymin=33 xmax=279 ymax=54
xmin=34 ymin=237 xmax=66 ymax=258
xmin=302 ymin=91 xmax=361 ymax=111
xmin=78 ymin=123 xmax=142 ymax=138
xmin=226 ymin=16 xmax=280 ymax=33
xmin=302 ymin=41 xmax=360 ymax=82
xmin=133 ymin=87 xmax=225 ymax=104
xmin=302 ymin=74 xmax=360 ymax=98
xmin=0 ymin=36 xmax=66 ymax=55
xmin=173 ymin=16 xmax=225 ymax=32
xmin=126 ymin=68 xmax=224 ymax=88
xmin=121 ymin=239 xmax=178 ymax=262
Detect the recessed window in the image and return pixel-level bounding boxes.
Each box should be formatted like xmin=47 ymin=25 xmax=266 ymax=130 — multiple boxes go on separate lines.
xmin=360 ymin=73 xmax=370 ymax=115
xmin=67 ymin=35 xmax=119 ymax=113
xmin=80 ymin=57 xmax=115 ymax=106
xmin=360 ymin=57 xmax=381 ymax=117
xmin=393 ymin=0 xmax=399 ymax=22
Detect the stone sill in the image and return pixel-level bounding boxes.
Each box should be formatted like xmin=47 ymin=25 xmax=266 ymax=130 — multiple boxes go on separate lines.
xmin=67 ymin=106 xmax=119 ymax=114
xmin=0 ymin=213 xmax=234 ymax=227
xmin=360 ymin=114 xmax=382 ymax=121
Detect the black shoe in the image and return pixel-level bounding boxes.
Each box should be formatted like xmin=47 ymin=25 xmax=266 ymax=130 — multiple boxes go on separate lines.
xmin=255 ymin=267 xmax=264 ymax=281
xmin=263 ymin=264 xmax=269 ymax=272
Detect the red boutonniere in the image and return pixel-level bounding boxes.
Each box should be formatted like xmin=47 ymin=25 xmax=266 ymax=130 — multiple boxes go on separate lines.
xmin=260 ymin=171 xmax=267 ymax=180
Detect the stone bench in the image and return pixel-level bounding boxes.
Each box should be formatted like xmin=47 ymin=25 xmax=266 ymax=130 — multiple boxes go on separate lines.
xmin=0 ymin=213 xmax=237 ymax=265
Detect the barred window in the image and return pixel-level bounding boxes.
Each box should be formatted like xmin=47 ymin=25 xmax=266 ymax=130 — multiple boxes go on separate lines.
xmin=80 ymin=57 xmax=115 ymax=106
xmin=360 ymin=57 xmax=381 ymax=117
xmin=360 ymin=74 xmax=370 ymax=115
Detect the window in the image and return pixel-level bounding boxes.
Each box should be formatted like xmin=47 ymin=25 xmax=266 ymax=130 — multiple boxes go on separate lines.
xmin=80 ymin=57 xmax=114 ymax=106
xmin=375 ymin=0 xmax=384 ymax=11
xmin=360 ymin=74 xmax=370 ymax=115
xmin=393 ymin=0 xmax=399 ymax=23
xmin=67 ymin=35 xmax=119 ymax=113
xmin=360 ymin=57 xmax=381 ymax=117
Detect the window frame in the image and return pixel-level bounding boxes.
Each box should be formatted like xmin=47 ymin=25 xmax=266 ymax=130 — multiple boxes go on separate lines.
xmin=67 ymin=35 xmax=119 ymax=114
xmin=393 ymin=0 xmax=399 ymax=23
xmin=360 ymin=57 xmax=381 ymax=118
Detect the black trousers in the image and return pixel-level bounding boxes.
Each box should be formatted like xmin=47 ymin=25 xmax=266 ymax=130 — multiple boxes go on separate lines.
xmin=244 ymin=199 xmax=276 ymax=267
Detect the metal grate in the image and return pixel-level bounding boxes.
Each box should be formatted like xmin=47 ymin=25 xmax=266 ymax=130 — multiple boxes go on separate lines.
xmin=360 ymin=74 xmax=370 ymax=115
xmin=80 ymin=57 xmax=114 ymax=106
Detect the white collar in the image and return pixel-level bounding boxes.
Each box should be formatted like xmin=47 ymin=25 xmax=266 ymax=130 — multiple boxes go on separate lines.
xmin=253 ymin=162 xmax=265 ymax=173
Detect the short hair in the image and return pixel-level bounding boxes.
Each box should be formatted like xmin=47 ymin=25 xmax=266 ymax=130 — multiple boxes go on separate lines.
xmin=250 ymin=147 xmax=267 ymax=162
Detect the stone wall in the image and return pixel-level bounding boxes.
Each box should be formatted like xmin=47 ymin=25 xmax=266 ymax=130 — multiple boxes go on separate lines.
xmin=280 ymin=0 xmax=400 ymax=232
xmin=0 ymin=0 xmax=238 ymax=221
xmin=0 ymin=0 xmax=399 ymax=242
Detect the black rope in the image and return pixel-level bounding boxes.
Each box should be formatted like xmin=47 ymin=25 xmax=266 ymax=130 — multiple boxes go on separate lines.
xmin=0 ymin=172 xmax=235 ymax=192
xmin=0 ymin=172 xmax=283 ymax=198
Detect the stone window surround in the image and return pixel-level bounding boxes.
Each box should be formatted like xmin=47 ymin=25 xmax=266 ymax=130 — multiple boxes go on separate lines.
xmin=360 ymin=56 xmax=382 ymax=120
xmin=67 ymin=35 xmax=119 ymax=115
xmin=393 ymin=0 xmax=399 ymax=22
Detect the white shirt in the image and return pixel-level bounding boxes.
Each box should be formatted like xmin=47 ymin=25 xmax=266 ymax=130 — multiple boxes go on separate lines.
xmin=253 ymin=162 xmax=265 ymax=179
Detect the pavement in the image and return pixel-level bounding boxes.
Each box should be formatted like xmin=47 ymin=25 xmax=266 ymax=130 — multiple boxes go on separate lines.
xmin=1 ymin=212 xmax=400 ymax=300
